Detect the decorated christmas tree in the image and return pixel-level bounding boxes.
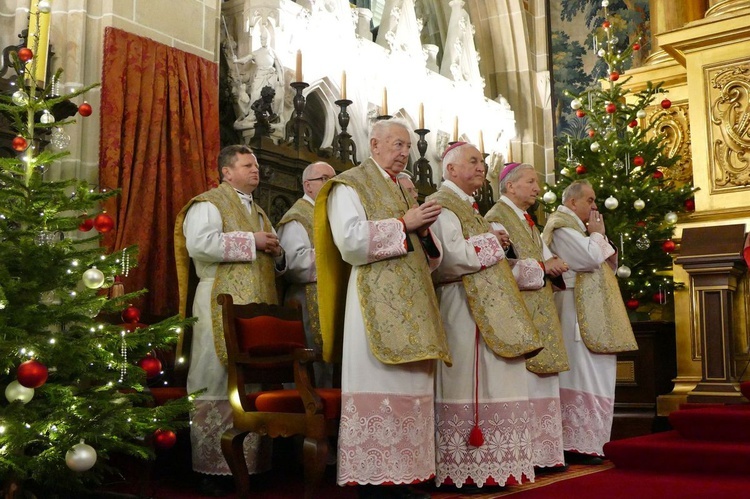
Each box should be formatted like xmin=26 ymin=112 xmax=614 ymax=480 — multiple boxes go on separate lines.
xmin=543 ymin=0 xmax=697 ymax=316
xmin=0 ymin=20 xmax=193 ymax=496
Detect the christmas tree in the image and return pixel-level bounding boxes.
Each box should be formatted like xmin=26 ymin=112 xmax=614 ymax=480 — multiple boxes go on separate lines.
xmin=543 ymin=0 xmax=697 ymax=316
xmin=0 ymin=24 xmax=193 ymax=496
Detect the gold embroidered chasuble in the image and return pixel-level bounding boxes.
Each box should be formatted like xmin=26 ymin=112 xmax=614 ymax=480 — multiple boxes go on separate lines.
xmin=314 ymin=159 xmax=451 ymax=366
xmin=428 ymin=187 xmax=542 ymax=358
xmin=277 ymin=198 xmax=322 ymax=349
xmin=485 ymin=201 xmax=569 ymax=373
xmin=541 ymin=210 xmax=637 ymax=354
xmin=174 ymin=182 xmax=278 ymax=366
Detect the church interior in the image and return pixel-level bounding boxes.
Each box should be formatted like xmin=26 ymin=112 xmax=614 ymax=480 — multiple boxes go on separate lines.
xmin=2 ymin=0 xmax=750 ymax=497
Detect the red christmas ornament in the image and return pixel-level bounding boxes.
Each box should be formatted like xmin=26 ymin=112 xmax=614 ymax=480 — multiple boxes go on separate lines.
xmin=588 ymin=129 xmax=596 ymax=138
xmin=628 ymin=119 xmax=638 ymax=128
xmin=606 ymin=102 xmax=617 ymax=114
xmin=17 ymin=47 xmax=33 ymax=62
xmin=662 ymin=240 xmax=676 ymax=253
xmin=633 ymin=43 xmax=641 ymax=51
xmin=684 ymin=198 xmax=695 ymax=212
xmin=653 ymin=170 xmax=664 ymax=180
xmin=138 ymin=356 xmax=163 ymax=379
xmin=576 ymin=164 xmax=587 ymax=175
xmin=576 ymin=109 xmax=586 ymax=118
xmin=626 ymin=298 xmax=640 ymax=311
xmin=610 ymin=71 xmax=620 ymax=81
xmin=122 ymin=305 xmax=141 ymax=324
xmin=660 ymin=98 xmax=672 ymax=109
xmin=12 ymin=135 xmax=28 ymax=152
xmin=93 ymin=212 xmax=114 ymax=232
xmin=78 ymin=218 xmax=94 ymax=232
xmin=653 ymin=292 xmax=665 ymax=304
xmin=153 ymin=429 xmax=177 ymax=450
xmin=633 ymin=155 xmax=645 ymax=167
xmin=17 ymin=359 xmax=49 ymax=389
xmin=603 ymin=20 xmax=611 ymax=29
xmin=78 ymin=102 xmax=93 ymax=117
xmin=635 ymin=220 xmax=647 ymax=228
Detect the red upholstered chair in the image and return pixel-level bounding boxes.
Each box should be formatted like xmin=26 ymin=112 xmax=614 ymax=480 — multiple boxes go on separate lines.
xmin=217 ymin=294 xmax=341 ymax=499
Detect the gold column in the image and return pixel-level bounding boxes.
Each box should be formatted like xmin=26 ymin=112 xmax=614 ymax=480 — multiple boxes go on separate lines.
xmin=647 ymin=0 xmax=708 ymax=65
xmin=705 ymin=0 xmax=750 ymax=17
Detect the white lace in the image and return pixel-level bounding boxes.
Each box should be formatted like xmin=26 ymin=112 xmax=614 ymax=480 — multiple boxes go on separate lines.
xmin=468 ymin=233 xmax=504 ymax=268
xmin=529 ymin=396 xmax=565 ymax=468
xmin=559 ymin=388 xmax=613 ymax=456
xmin=514 ymin=258 xmax=545 ymax=290
xmin=367 ymin=219 xmax=407 ymax=263
xmin=221 ymin=231 xmax=256 ymax=261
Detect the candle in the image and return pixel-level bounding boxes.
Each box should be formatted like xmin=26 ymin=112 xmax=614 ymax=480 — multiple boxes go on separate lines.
xmin=418 ymin=103 xmax=424 ymax=129
xmin=452 ymin=116 xmax=458 ymax=142
xmin=27 ymin=0 xmax=51 ymax=86
xmin=479 ymin=130 xmax=485 ymax=156
xmin=341 ymin=71 xmax=347 ymax=100
xmin=381 ymin=87 xmax=388 ymax=115
xmin=508 ymin=145 xmax=513 ymax=163
xmin=295 ymin=50 xmax=302 ymax=82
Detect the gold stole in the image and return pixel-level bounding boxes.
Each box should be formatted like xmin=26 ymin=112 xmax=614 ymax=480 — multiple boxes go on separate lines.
xmin=314 ymin=159 xmax=451 ymax=366
xmin=485 ymin=201 xmax=569 ymax=373
xmin=541 ymin=210 xmax=637 ymax=353
xmin=174 ymin=182 xmax=278 ymax=367
xmin=277 ymin=198 xmax=322 ymax=349
xmin=428 ymin=187 xmax=541 ymax=358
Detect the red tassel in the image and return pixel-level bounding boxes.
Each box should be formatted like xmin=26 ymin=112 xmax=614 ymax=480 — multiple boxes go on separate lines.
xmin=469 ymin=425 xmax=484 ymax=447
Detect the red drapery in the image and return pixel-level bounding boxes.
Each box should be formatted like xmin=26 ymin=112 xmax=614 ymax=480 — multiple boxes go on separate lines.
xmin=99 ymin=27 xmax=220 ymax=317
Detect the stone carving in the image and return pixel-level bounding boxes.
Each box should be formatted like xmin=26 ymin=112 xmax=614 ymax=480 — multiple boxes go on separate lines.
xmin=441 ymin=0 xmax=484 ymax=89
xmin=710 ymin=65 xmax=750 ymax=189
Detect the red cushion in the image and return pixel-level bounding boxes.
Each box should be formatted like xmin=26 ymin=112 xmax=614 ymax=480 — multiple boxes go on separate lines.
xmin=150 ymin=387 xmax=188 ymax=406
xmin=235 ymin=316 xmax=306 ymax=354
xmin=248 ymin=389 xmax=341 ymax=420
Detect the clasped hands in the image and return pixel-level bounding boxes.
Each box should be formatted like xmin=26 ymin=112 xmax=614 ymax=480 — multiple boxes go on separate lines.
xmin=403 ymin=200 xmax=442 ymax=237
xmin=586 ymin=210 xmax=606 ymax=235
xmin=254 ymin=231 xmax=283 ymax=257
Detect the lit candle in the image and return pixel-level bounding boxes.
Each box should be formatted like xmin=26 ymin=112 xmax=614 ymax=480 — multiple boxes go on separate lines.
xmin=418 ymin=103 xmax=424 ymax=129
xmin=381 ymin=87 xmax=388 ymax=116
xmin=479 ymin=130 xmax=485 ymax=156
xmin=295 ymin=50 xmax=302 ymax=82
xmin=341 ymin=71 xmax=347 ymax=100
xmin=452 ymin=116 xmax=458 ymax=142
xmin=508 ymin=145 xmax=513 ymax=163
xmin=27 ymin=0 xmax=51 ymax=86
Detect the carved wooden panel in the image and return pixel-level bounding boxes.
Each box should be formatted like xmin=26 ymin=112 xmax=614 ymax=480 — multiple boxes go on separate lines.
xmin=647 ymin=103 xmax=692 ymax=185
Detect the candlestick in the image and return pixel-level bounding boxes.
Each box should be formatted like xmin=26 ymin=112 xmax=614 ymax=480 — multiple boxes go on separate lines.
xmin=418 ymin=103 xmax=424 ymax=129
xmin=381 ymin=87 xmax=388 ymax=116
xmin=452 ymin=116 xmax=458 ymax=142
xmin=479 ymin=130 xmax=485 ymax=156
xmin=341 ymin=71 xmax=347 ymax=100
xmin=295 ymin=50 xmax=302 ymax=82
xmin=27 ymin=0 xmax=51 ymax=85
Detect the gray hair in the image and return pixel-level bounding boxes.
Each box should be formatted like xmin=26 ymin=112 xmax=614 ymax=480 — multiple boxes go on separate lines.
xmin=302 ymin=161 xmax=333 ymax=182
xmin=562 ymin=179 xmax=593 ymax=204
xmin=441 ymin=143 xmax=474 ymax=180
xmin=370 ymin=118 xmax=410 ymax=140
xmin=499 ymin=163 xmax=536 ymax=194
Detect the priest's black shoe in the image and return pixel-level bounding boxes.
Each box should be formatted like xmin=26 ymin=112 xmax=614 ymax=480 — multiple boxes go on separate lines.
xmin=564 ymin=451 xmax=604 ymax=465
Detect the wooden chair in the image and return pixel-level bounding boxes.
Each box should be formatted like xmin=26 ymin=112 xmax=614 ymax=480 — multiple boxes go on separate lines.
xmin=218 ymin=294 xmax=341 ymax=498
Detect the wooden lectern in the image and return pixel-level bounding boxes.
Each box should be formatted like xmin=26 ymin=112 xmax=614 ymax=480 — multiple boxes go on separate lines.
xmin=675 ymin=224 xmax=747 ymax=404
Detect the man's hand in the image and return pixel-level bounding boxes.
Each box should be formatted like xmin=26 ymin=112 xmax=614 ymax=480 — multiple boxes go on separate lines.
xmin=587 ymin=210 xmax=605 ymax=235
xmin=403 ymin=200 xmax=442 ymax=235
xmin=255 ymin=232 xmax=283 ymax=257
xmin=544 ymin=255 xmax=568 ymax=277
xmin=491 ymin=229 xmax=511 ymax=249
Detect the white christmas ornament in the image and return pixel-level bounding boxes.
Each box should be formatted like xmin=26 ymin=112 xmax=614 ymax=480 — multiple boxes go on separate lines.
xmin=570 ymin=99 xmax=582 ymax=110
xmin=542 ymin=191 xmax=557 ymax=204
xmin=604 ymin=195 xmax=619 ymax=210
xmin=590 ymin=142 xmax=600 ymax=152
xmin=12 ymin=90 xmax=29 ymax=106
xmin=560 ymin=168 xmax=570 ymax=176
xmin=637 ymin=109 xmax=647 ymax=119
xmin=634 ymin=199 xmax=646 ymax=211
xmin=616 ymin=265 xmax=631 ymax=278
xmin=598 ymin=48 xmax=606 ymax=57
xmin=66 ymin=440 xmax=97 ymax=472
xmin=82 ymin=267 xmax=105 ymax=289
xmin=5 ymin=381 xmax=34 ymax=404
xmin=38 ymin=0 xmax=51 ymax=13
xmin=40 ymin=110 xmax=55 ymax=124
xmin=602 ymin=0 xmax=610 ymax=6
xmin=665 ymin=211 xmax=678 ymax=224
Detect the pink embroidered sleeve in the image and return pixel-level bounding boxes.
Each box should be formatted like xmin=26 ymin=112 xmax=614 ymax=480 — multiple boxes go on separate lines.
xmin=468 ymin=233 xmax=504 ymax=268
xmin=221 ymin=231 xmax=256 ymax=261
xmin=590 ymin=232 xmax=616 ymax=262
xmin=366 ymin=219 xmax=408 ymax=263
xmin=513 ymin=258 xmax=545 ymax=290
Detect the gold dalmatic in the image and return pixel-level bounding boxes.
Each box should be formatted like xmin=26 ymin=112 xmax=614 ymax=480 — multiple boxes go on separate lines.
xmin=542 ymin=210 xmax=637 ymax=354
xmin=428 ymin=187 xmax=541 ymax=358
xmin=277 ymin=198 xmax=322 ymax=350
xmin=314 ymin=159 xmax=451 ymax=365
xmin=485 ymin=201 xmax=569 ymax=373
xmin=175 ymin=182 xmax=278 ymax=367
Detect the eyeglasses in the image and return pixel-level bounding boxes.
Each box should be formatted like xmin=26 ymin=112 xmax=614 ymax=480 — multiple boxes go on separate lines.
xmin=306 ymin=176 xmax=332 ymax=183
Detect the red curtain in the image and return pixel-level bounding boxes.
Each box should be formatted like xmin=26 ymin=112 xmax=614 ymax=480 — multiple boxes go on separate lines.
xmin=99 ymin=27 xmax=220 ymax=317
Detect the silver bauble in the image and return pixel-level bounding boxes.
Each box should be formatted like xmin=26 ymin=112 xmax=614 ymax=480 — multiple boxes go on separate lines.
xmin=637 ymin=109 xmax=647 ymax=119
xmin=570 ymin=99 xmax=582 ymax=110
xmin=82 ymin=267 xmax=105 ymax=289
xmin=604 ymin=195 xmax=619 ymax=210
xmin=636 ymin=234 xmax=651 ymax=250
xmin=38 ymin=0 xmax=51 ymax=13
xmin=66 ymin=440 xmax=97 ymax=472
xmin=610 ymin=36 xmax=619 ymax=45
xmin=598 ymin=48 xmax=606 ymax=57
xmin=542 ymin=191 xmax=557 ymax=204
xmin=634 ymin=199 xmax=646 ymax=211
xmin=590 ymin=141 xmax=600 ymax=152
xmin=5 ymin=380 xmax=34 ymax=404
xmin=616 ymin=265 xmax=631 ymax=278
xmin=40 ymin=110 xmax=55 ymax=124
xmin=12 ymin=90 xmax=29 ymax=106
xmin=560 ymin=167 xmax=570 ymax=176
xmin=665 ymin=211 xmax=678 ymax=224
xmin=602 ymin=0 xmax=610 ymax=6
xmin=613 ymin=159 xmax=624 ymax=170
